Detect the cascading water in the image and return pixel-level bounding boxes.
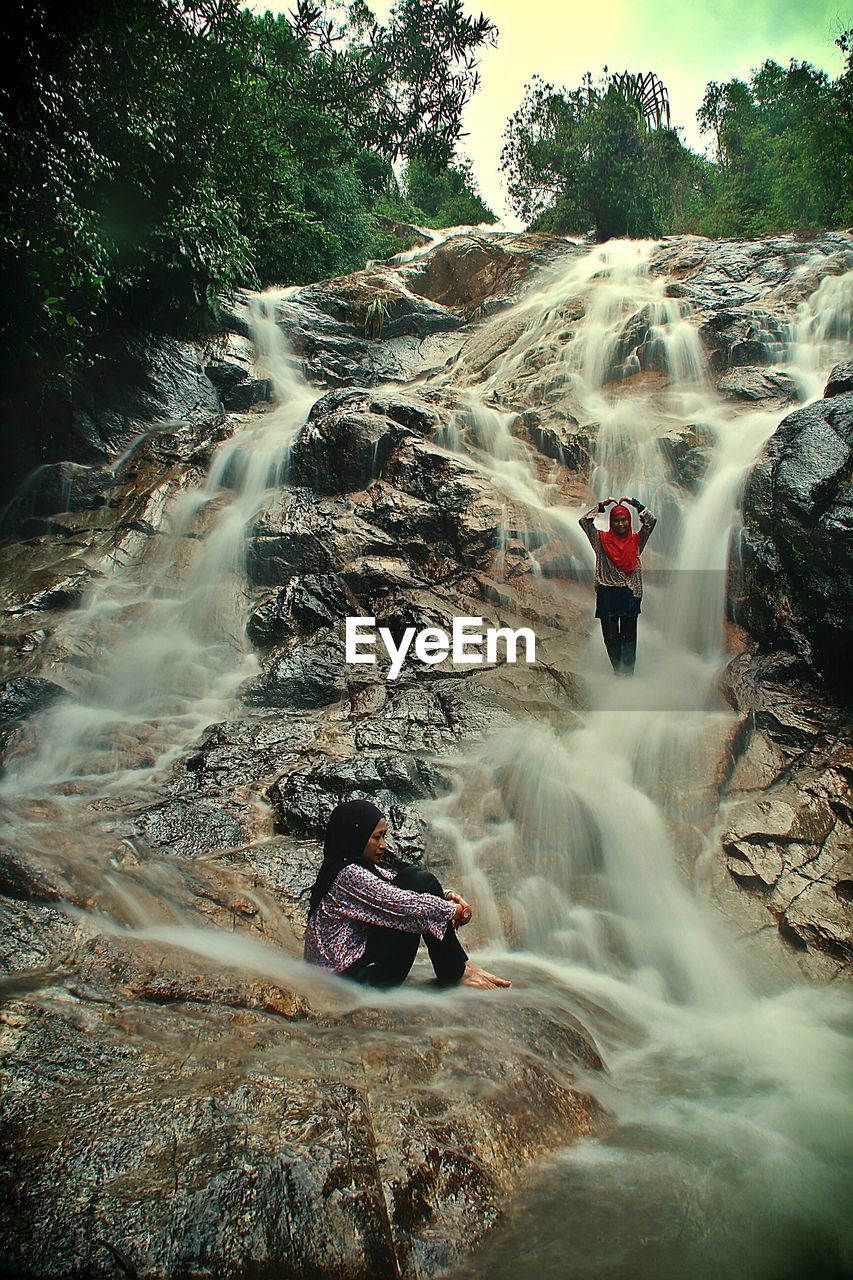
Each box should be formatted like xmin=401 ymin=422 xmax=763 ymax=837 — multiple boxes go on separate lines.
xmin=0 ymin=290 xmax=316 ymax=897
xmin=1 ymin=243 xmax=851 ymax=1278
xmin=425 ymin=242 xmax=853 ymax=1278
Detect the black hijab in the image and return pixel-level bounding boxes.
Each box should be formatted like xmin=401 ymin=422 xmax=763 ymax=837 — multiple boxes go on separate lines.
xmin=307 ymin=799 xmax=385 ymax=916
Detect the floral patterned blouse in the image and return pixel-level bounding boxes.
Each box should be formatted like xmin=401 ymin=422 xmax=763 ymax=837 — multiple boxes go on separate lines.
xmin=304 ymin=863 xmax=456 ymax=974
xmin=579 ymin=505 xmax=657 ymax=598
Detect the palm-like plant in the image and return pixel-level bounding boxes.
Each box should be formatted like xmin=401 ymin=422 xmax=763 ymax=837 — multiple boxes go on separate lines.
xmin=364 ymin=291 xmax=391 ymax=338
xmin=607 ymin=71 xmax=671 ymax=130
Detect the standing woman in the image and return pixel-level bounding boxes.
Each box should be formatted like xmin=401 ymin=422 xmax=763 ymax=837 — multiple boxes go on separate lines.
xmin=579 ymin=496 xmax=657 ymax=676
xmin=304 ymin=799 xmax=510 ymax=989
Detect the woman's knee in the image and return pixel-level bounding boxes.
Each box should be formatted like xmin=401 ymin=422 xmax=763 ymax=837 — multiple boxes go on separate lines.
xmin=394 ymin=865 xmax=443 ymax=897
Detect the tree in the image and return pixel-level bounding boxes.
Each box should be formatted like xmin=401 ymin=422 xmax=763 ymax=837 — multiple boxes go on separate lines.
xmin=0 ymin=0 xmax=500 ymax=422
xmin=359 ymin=0 xmax=498 ymax=167
xmin=696 ymin=51 xmax=851 ymax=234
xmin=501 ymin=70 xmax=694 ymax=238
xmin=404 ymin=155 xmax=497 ymax=226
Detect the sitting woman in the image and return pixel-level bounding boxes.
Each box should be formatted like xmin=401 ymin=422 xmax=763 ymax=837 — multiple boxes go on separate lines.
xmin=579 ymin=495 xmax=657 ymax=676
xmin=304 ymin=799 xmax=510 ymax=990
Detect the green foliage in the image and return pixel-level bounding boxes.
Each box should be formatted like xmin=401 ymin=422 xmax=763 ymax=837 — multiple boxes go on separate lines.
xmin=608 ymin=71 xmax=671 ymax=130
xmin=695 ymin=42 xmax=853 ymax=234
xmin=0 ymin=0 xmax=498 ymax=408
xmin=501 ymin=72 xmax=697 ymax=238
xmin=365 ymin=0 xmax=498 ymax=167
xmin=364 ymin=291 xmax=391 ymax=338
xmin=404 ymin=155 xmax=497 ymax=227
xmin=502 ymin=40 xmax=851 ymax=241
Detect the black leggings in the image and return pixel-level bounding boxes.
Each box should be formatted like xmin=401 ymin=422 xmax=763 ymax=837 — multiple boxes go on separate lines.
xmin=600 ymin=615 xmax=638 ymax=675
xmin=344 ymin=865 xmax=468 ymax=988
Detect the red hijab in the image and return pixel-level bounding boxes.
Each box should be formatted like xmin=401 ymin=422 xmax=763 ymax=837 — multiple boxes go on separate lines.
xmin=599 ymin=503 xmax=639 ymax=573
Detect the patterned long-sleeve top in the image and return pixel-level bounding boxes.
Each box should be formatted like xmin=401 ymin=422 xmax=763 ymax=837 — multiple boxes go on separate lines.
xmin=304 ymin=863 xmax=456 ymax=974
xmin=579 ymin=505 xmax=657 ymax=599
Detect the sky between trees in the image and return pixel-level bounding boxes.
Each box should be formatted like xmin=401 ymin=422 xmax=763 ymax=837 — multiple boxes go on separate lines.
xmin=255 ymin=0 xmax=848 ymax=225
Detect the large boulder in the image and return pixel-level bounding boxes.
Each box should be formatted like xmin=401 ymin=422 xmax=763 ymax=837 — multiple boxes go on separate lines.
xmin=721 ymin=649 xmax=852 ymax=971
xmin=715 ymin=367 xmax=801 ymax=408
xmin=0 ymin=986 xmax=603 ymax=1280
xmin=205 ymin=332 xmax=271 ymax=410
xmin=737 ymin=391 xmax=853 ymax=689
xmin=400 ymin=231 xmax=575 ymax=309
xmin=824 ymin=361 xmax=853 ymax=398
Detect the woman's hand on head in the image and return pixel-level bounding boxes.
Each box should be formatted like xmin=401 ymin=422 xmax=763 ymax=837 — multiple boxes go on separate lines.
xmin=446 ymin=892 xmax=472 ymax=927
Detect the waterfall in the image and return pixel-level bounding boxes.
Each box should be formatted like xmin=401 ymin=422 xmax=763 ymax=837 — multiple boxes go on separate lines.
xmin=426 ymin=241 xmax=853 ymax=1277
xmin=0 ymin=290 xmax=317 ymax=893
xmin=2 ymin=243 xmax=850 ymax=1279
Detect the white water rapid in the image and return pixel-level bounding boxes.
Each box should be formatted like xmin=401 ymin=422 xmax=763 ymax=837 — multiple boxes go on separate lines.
xmin=2 ymin=243 xmax=851 ymax=1279
xmin=430 ymin=241 xmax=853 ymax=1280
xmin=0 ymin=294 xmax=316 ymax=888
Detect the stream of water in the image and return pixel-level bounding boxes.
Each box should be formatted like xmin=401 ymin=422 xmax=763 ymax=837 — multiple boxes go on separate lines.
xmin=432 ymin=241 xmax=853 ymax=1279
xmin=2 ymin=239 xmax=851 ymax=1278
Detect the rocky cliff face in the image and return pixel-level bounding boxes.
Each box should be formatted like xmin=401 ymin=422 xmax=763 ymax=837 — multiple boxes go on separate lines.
xmin=737 ymin=368 xmax=852 ymax=689
xmin=0 ymin=228 xmax=851 ymax=1278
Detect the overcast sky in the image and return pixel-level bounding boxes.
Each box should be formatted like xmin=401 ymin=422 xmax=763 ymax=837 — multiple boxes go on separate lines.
xmin=252 ymin=0 xmax=848 ymax=225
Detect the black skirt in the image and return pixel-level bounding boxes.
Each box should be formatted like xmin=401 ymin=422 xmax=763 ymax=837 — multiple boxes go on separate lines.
xmin=595 ymin=585 xmax=641 ymax=619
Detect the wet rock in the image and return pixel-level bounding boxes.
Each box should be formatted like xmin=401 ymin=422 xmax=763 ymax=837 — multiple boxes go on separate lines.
xmin=737 ymin=392 xmax=853 ymax=687
xmin=351 ymin=679 xmax=500 ymax=755
xmin=369 ymin=392 xmax=442 ymax=436
xmin=72 ymin=336 xmax=223 ymax=462
xmin=0 ymin=985 xmax=603 ymax=1280
xmin=269 ymin=751 xmax=449 ymax=860
xmin=3 ymin=335 xmax=226 ymax=506
xmin=243 ymin=235 xmax=578 ymax=391
xmin=450 ymin=313 xmax=531 ymax=383
xmin=650 ymin=235 xmax=852 ymax=382
xmin=518 ymin=410 xmax=590 ymax=471
xmin=287 ymin=389 xmax=440 ymax=502
xmin=247 ymin=490 xmax=398 ymax=588
xmin=695 ymin=308 xmax=786 ymax=373
xmin=205 ymin=333 xmax=271 ymax=411
xmin=0 ymin=897 xmax=78 ymax=972
xmin=10 ymin=461 xmax=119 ymax=520
xmin=716 ymin=367 xmax=800 ymax=407
xmin=657 ymin=424 xmax=714 ymax=489
xmin=721 ymin=649 xmax=852 ymax=970
xmin=722 ymin=650 xmax=844 ymax=756
xmin=781 ymin=869 xmax=853 ymax=962
xmin=244 ymin=630 xmax=349 ymax=710
xmin=179 ymin=717 xmax=317 ymax=794
xmin=270 ymin=275 xmax=465 ymax=388
xmin=725 ymin=839 xmax=787 ymax=889
xmin=0 ymin=1001 xmax=402 ymax=1280
xmin=365 ymin=482 xmax=456 ymax=558
xmin=0 ymin=675 xmax=63 ymax=726
xmin=386 ymin=438 xmax=505 ymax=565
xmin=652 ymin=234 xmax=851 ymax=311
xmin=247 ymin=575 xmax=359 ymax=647
xmin=135 ymin=797 xmax=250 ymax=858
xmin=290 ymin=401 xmax=410 ymax=494
xmin=71 ymin=932 xmax=309 ymax=1017
xmin=400 ymin=232 xmax=571 ymax=310
xmin=824 ymin=361 xmax=853 ymax=398
xmin=247 ymin=508 xmax=339 ymax=586
xmin=0 ymin=841 xmax=85 ymax=905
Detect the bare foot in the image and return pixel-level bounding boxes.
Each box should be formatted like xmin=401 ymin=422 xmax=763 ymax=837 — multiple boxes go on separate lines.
xmin=460 ymin=963 xmax=511 ymax=989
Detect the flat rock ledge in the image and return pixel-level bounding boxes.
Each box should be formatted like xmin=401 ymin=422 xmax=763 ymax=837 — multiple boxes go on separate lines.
xmin=0 ymin=930 xmax=604 ymax=1280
